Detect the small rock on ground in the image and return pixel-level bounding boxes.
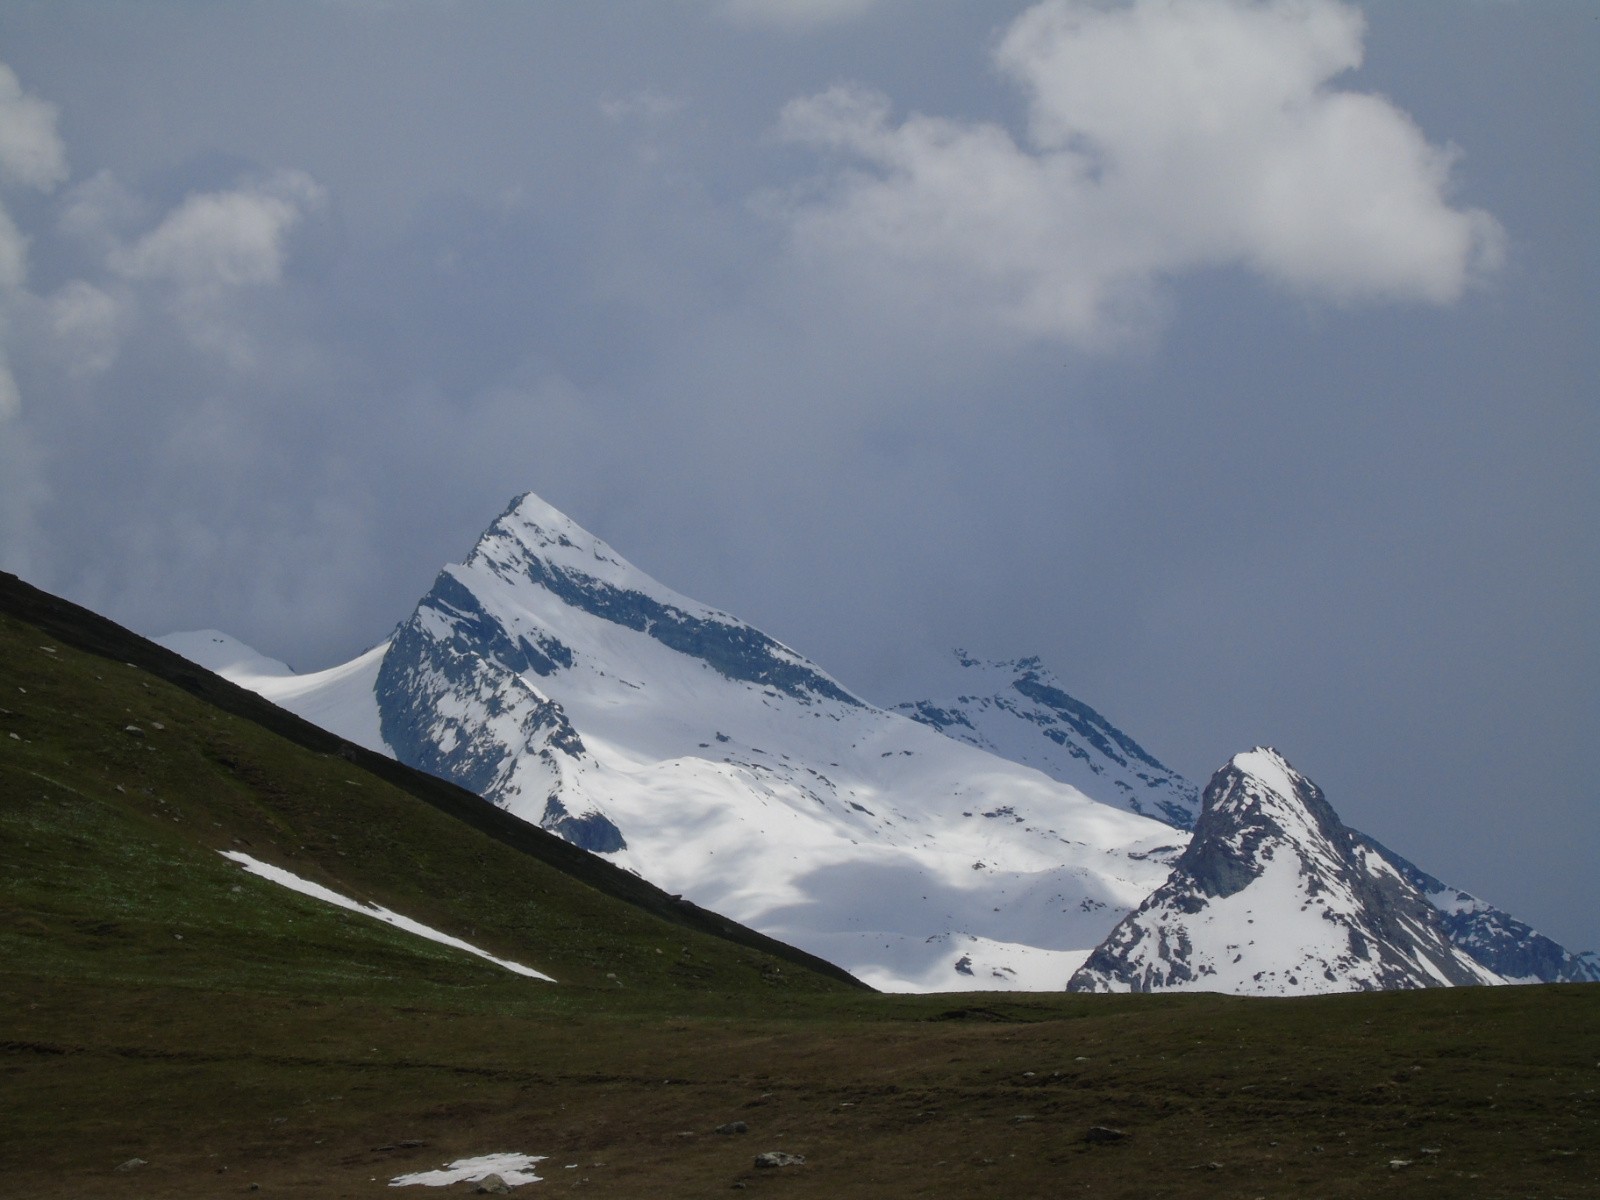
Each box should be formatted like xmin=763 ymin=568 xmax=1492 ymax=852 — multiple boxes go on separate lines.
xmin=1084 ymin=1126 xmax=1127 ymax=1143
xmin=754 ymin=1152 xmax=805 ymax=1169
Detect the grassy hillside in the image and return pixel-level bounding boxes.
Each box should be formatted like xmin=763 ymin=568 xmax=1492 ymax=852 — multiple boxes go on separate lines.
xmin=2 ymin=573 xmax=1596 ymax=1198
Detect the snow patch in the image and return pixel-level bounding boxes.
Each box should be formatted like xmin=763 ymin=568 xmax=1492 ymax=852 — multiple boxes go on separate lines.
xmin=220 ymin=851 xmax=554 ymax=981
xmin=390 ymin=1152 xmax=545 ymax=1187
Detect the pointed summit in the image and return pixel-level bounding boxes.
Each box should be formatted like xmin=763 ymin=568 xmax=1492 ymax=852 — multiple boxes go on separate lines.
xmin=1066 ymin=748 xmax=1502 ymax=994
xmin=455 ymin=492 xmax=861 ymax=707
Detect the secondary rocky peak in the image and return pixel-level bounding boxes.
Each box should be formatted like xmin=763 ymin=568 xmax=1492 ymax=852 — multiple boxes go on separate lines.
xmin=1067 ymin=749 xmax=1502 ymax=994
xmin=896 ymin=650 xmax=1200 ymax=829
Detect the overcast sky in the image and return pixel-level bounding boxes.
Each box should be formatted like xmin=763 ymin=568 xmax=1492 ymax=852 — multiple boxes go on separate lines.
xmin=1 ymin=0 xmax=1594 ymax=952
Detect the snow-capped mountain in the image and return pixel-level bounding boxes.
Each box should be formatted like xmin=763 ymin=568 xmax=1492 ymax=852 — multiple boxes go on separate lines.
xmin=159 ymin=491 xmax=1593 ymax=996
xmin=360 ymin=493 xmax=1184 ymax=991
xmin=1066 ymin=749 xmax=1503 ymax=994
xmin=895 ymin=652 xmax=1200 ymax=829
xmin=895 ymin=671 xmax=1595 ymax=989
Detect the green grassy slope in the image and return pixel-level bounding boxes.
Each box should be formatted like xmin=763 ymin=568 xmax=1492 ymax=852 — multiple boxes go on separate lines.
xmin=2 ymin=573 xmax=1597 ymax=1198
xmin=0 ymin=571 xmax=865 ymax=988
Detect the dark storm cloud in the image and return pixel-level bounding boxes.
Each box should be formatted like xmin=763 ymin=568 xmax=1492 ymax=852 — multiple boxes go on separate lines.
xmin=0 ymin=1 xmax=1593 ymax=951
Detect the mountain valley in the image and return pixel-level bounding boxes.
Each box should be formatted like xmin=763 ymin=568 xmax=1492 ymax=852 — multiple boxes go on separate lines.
xmin=3 ymin=568 xmax=1597 ymax=1197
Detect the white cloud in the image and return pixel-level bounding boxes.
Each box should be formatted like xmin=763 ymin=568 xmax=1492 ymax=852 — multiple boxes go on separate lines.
xmin=0 ymin=62 xmax=70 ymax=423
xmin=600 ymin=90 xmax=686 ymax=124
xmin=777 ymin=0 xmax=1504 ymax=345
xmin=99 ymin=169 xmax=328 ymax=369
xmin=720 ymin=0 xmax=883 ymax=30
xmin=57 ymin=170 xmax=150 ymax=256
xmin=0 ymin=360 xmax=19 ymax=421
xmin=111 ymin=170 xmax=326 ymax=290
xmin=0 ymin=204 xmax=28 ymax=293
xmin=46 ymin=280 xmax=128 ymax=377
xmin=0 ymin=63 xmax=68 ymax=192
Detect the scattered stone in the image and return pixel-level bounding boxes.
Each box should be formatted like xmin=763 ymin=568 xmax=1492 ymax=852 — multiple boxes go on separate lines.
xmin=1009 ymin=1115 xmax=1037 ymax=1124
xmin=753 ymin=1151 xmax=805 ymax=1169
xmin=1420 ymin=1147 xmax=1441 ymax=1156
xmin=475 ymin=1175 xmax=512 ymax=1194
xmin=115 ymin=1157 xmax=147 ymax=1172
xmin=716 ymin=1121 xmax=749 ymax=1135
xmin=1084 ymin=1126 xmax=1127 ymax=1143
xmin=123 ymin=725 xmax=145 ymax=738
xmin=1389 ymin=1159 xmax=1412 ymax=1171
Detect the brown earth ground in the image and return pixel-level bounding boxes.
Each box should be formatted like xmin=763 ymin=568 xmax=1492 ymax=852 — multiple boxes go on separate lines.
xmin=4 ymin=977 xmax=1597 ymax=1200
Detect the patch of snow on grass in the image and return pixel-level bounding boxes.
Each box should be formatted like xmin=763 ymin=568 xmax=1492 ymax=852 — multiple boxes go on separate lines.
xmin=219 ymin=851 xmax=554 ymax=982
xmin=390 ymin=1152 xmax=545 ymax=1187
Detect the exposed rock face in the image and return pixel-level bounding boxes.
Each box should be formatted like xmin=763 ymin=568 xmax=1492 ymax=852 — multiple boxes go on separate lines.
xmin=1350 ymin=838 xmax=1587 ymax=979
xmin=1067 ymin=749 xmax=1504 ymax=995
xmin=897 ymin=652 xmax=1200 ymax=829
xmin=1355 ymin=835 xmax=1598 ymax=984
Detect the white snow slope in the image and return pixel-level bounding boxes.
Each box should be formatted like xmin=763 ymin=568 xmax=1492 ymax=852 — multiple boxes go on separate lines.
xmin=157 ymin=629 xmax=390 ymax=755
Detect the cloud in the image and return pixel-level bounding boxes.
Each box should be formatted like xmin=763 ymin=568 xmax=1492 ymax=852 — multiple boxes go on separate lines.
xmin=600 ymin=90 xmax=686 ymax=124
xmin=57 ymin=170 xmax=151 ymax=257
xmin=0 ymin=64 xmax=68 ymax=191
xmin=776 ymin=0 xmax=1504 ymax=345
xmin=719 ymin=0 xmax=883 ymax=30
xmin=101 ymin=169 xmax=328 ymax=368
xmin=110 ymin=169 xmax=326 ymax=290
xmin=0 ymin=361 xmax=18 ymax=420
xmin=0 ymin=204 xmax=28 ymax=293
xmin=45 ymin=280 xmax=128 ymax=377
xmin=0 ymin=62 xmax=70 ymax=423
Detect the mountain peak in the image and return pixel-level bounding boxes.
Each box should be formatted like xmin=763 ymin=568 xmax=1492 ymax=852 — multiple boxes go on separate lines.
xmin=1067 ymin=749 xmax=1502 ymax=994
xmin=470 ymin=491 xmax=635 ymax=590
xmin=897 ymin=650 xmax=1201 ymax=829
xmin=157 ymin=629 xmax=295 ymax=679
xmin=1227 ymin=746 xmax=1301 ymax=794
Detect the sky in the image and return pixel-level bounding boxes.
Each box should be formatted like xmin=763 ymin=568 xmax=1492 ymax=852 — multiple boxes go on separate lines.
xmin=1 ymin=0 xmax=1594 ymax=952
